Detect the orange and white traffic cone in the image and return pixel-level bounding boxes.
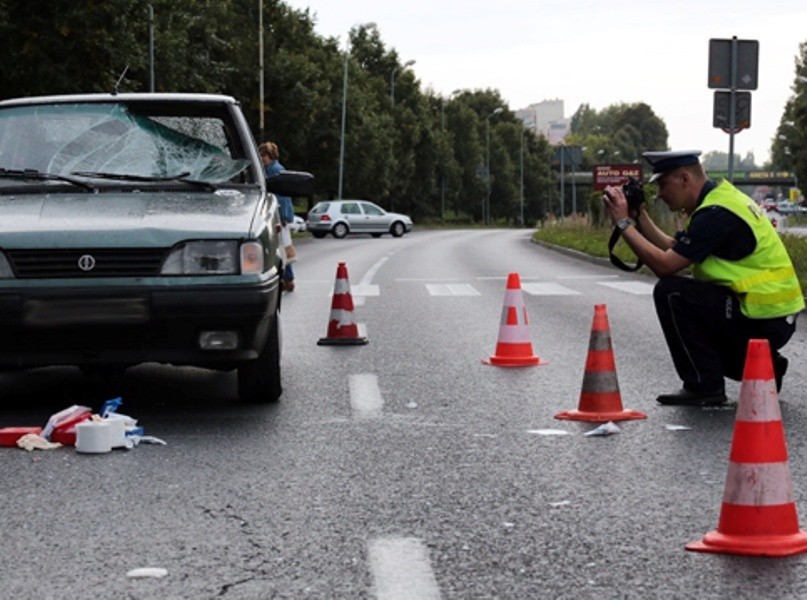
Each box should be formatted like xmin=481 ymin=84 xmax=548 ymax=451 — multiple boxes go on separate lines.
xmin=317 ymin=262 xmax=368 ymax=346
xmin=555 ymin=304 xmax=646 ymax=422
xmin=483 ymin=273 xmax=542 ymax=367
xmin=686 ymin=339 xmax=807 ymax=557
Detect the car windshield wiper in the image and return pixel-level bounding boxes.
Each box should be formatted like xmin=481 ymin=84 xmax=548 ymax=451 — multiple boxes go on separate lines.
xmin=0 ymin=168 xmax=96 ymax=192
xmin=71 ymin=170 xmax=217 ymax=191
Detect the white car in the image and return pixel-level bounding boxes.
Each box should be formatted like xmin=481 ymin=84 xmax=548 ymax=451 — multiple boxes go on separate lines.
xmin=288 ymin=215 xmax=307 ymax=232
xmin=306 ymin=200 xmax=413 ymax=238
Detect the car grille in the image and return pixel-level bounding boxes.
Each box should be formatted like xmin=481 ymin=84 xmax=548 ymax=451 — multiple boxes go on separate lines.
xmin=6 ymin=248 xmax=168 ymax=278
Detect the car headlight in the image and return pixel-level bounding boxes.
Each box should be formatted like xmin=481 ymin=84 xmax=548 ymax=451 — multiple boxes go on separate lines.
xmin=162 ymin=241 xmax=262 ymax=275
xmin=0 ymin=252 xmax=13 ymax=278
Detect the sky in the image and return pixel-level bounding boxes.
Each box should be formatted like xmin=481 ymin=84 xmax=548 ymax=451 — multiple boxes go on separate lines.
xmin=282 ymin=0 xmax=807 ymax=166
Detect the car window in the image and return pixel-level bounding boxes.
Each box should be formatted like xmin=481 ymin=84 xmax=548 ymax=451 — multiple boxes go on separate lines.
xmin=0 ymin=103 xmax=249 ymax=183
xmin=341 ymin=203 xmax=361 ymax=215
xmin=361 ymin=203 xmax=385 ymax=216
xmin=310 ymin=203 xmax=329 ymax=214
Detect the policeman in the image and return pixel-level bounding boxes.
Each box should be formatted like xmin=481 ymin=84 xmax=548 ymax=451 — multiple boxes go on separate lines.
xmin=602 ymin=150 xmax=803 ymax=406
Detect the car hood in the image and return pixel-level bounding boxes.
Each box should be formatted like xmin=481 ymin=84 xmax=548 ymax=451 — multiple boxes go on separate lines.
xmin=0 ymin=189 xmax=264 ymax=248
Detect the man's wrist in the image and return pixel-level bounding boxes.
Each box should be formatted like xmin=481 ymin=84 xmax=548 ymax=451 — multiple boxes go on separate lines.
xmin=616 ymin=217 xmax=635 ymax=231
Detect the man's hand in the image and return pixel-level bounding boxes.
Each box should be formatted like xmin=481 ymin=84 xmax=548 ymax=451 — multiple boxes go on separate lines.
xmin=602 ymin=185 xmax=629 ymax=225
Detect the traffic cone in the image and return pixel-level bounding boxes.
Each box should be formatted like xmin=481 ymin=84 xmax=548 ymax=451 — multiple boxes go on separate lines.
xmin=555 ymin=304 xmax=646 ymax=422
xmin=317 ymin=262 xmax=368 ymax=346
xmin=686 ymin=339 xmax=807 ymax=557
xmin=483 ymin=273 xmax=542 ymax=367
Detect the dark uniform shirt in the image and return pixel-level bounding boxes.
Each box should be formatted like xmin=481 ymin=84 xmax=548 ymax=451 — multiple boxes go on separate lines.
xmin=671 ymin=180 xmax=757 ymax=264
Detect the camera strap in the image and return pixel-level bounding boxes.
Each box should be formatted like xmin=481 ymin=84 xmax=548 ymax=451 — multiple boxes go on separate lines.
xmin=608 ymin=224 xmax=643 ymax=272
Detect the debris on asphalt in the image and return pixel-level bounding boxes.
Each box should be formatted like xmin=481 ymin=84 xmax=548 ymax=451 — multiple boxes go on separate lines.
xmin=664 ymin=424 xmax=692 ymax=431
xmin=527 ymin=429 xmax=570 ymax=436
xmin=4 ymin=397 xmax=163 ymax=453
xmin=16 ymin=433 xmax=62 ymax=452
xmin=584 ymin=421 xmax=621 ymax=437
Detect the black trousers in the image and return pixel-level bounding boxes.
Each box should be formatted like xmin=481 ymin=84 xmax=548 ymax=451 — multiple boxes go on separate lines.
xmin=653 ymin=275 xmax=797 ymax=392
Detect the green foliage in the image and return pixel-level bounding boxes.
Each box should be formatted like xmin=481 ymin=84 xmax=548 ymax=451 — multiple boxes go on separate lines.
xmin=11 ymin=2 xmax=799 ymax=231
xmin=535 ymin=216 xmax=807 ymax=293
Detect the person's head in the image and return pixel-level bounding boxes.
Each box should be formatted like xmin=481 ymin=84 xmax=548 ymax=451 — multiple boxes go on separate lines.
xmin=643 ymin=150 xmax=708 ymax=214
xmin=258 ymin=141 xmax=279 ymax=165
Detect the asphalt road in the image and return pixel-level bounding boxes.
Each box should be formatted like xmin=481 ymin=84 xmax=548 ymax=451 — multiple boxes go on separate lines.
xmin=2 ymin=228 xmax=807 ymax=598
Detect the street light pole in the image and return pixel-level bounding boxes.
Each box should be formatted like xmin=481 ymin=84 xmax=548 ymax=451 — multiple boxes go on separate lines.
xmin=485 ymin=107 xmax=503 ymax=225
xmin=440 ymin=89 xmax=461 ymax=222
xmin=337 ymin=46 xmax=349 ymax=199
xmin=519 ymin=120 xmax=533 ymax=227
xmin=337 ymin=23 xmax=375 ymax=200
xmin=390 ymin=59 xmax=415 ymax=108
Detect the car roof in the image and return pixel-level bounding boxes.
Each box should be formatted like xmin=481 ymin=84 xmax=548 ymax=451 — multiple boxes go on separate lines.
xmin=0 ymin=92 xmax=240 ymax=108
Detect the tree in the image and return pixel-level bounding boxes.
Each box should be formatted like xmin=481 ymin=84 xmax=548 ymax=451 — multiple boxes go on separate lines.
xmin=771 ymin=41 xmax=807 ymax=194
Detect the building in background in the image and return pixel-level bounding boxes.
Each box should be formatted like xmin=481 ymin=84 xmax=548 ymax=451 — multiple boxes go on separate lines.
xmin=516 ymin=99 xmax=570 ymax=144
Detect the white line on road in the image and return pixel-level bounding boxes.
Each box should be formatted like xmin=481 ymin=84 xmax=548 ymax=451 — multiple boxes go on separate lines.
xmin=522 ymin=282 xmax=581 ymax=296
xmin=597 ymin=281 xmax=655 ymax=295
xmin=425 ymin=283 xmax=480 ymax=296
xmin=368 ymin=536 xmax=441 ymax=600
xmin=349 ymin=373 xmax=383 ymax=419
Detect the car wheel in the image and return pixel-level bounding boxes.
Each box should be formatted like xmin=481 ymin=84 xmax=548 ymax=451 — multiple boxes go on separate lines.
xmin=390 ymin=221 xmax=405 ymax=237
xmin=238 ymin=310 xmax=282 ymax=403
xmin=332 ymin=222 xmax=349 ymax=238
xmin=311 ymin=231 xmax=326 ymax=239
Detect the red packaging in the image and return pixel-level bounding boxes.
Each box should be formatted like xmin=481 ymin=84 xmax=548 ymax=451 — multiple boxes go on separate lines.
xmin=0 ymin=426 xmax=43 ymax=447
xmin=49 ymin=411 xmax=93 ymax=446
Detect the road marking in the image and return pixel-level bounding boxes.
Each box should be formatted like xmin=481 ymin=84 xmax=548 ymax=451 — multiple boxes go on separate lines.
xmin=597 ymin=281 xmax=655 ymax=295
xmin=522 ymin=282 xmax=581 ymax=296
xmin=425 ymin=283 xmax=480 ymax=296
xmin=368 ymin=537 xmax=441 ymax=600
xmin=349 ymin=373 xmax=383 ymax=419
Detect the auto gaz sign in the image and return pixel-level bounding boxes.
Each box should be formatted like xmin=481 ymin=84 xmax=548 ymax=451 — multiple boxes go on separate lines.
xmin=593 ymin=164 xmax=643 ymax=190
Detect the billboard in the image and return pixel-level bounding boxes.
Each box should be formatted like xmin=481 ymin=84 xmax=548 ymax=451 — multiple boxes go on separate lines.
xmin=593 ymin=164 xmax=644 ymax=191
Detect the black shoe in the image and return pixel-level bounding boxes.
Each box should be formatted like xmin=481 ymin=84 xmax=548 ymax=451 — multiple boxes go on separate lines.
xmin=775 ymin=356 xmax=788 ymax=393
xmin=656 ymin=388 xmax=728 ymax=406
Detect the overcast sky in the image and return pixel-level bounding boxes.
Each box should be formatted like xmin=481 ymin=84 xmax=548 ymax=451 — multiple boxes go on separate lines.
xmin=283 ymin=0 xmax=807 ymax=166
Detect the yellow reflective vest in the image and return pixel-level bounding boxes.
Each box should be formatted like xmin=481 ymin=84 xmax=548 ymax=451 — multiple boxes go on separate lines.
xmin=689 ymin=180 xmax=805 ymax=319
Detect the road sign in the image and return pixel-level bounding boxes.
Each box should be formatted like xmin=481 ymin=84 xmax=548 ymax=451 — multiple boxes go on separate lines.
xmin=708 ymin=38 xmax=759 ymax=90
xmin=713 ymin=91 xmax=751 ymax=132
xmin=592 ymin=164 xmax=643 ymax=190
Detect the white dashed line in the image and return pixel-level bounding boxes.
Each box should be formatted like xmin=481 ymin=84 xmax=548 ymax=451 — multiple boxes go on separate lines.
xmin=349 ymin=373 xmax=383 ymax=419
xmin=368 ymin=537 xmax=441 ymax=600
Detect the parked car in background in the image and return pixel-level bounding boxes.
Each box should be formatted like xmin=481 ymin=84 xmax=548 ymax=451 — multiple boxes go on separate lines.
xmin=0 ymin=92 xmax=312 ymax=403
xmin=776 ymin=200 xmax=807 ymax=215
xmin=306 ymin=200 xmax=413 ymax=238
xmin=288 ymin=214 xmax=307 ymax=232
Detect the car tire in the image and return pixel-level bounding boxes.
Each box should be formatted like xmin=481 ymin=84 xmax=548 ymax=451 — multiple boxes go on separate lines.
xmin=238 ymin=310 xmax=282 ymax=403
xmin=390 ymin=221 xmax=406 ymax=237
xmin=332 ymin=222 xmax=349 ymax=238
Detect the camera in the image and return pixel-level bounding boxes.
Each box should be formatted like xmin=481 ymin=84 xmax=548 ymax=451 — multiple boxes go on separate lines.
xmin=622 ymin=177 xmax=645 ymax=209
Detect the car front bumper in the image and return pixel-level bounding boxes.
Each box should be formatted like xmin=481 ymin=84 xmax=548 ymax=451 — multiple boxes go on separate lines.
xmin=0 ymin=277 xmax=280 ymax=369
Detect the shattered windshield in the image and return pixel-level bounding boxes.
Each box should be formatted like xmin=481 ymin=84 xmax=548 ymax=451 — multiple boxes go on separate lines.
xmin=0 ymin=103 xmax=251 ymax=184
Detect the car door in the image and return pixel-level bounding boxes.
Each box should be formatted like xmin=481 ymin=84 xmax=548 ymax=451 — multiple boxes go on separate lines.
xmin=339 ymin=201 xmax=364 ymax=232
xmin=359 ymin=201 xmax=389 ymax=233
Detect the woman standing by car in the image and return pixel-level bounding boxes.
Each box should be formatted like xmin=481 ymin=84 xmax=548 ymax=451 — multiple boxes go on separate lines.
xmin=259 ymin=141 xmax=297 ymax=292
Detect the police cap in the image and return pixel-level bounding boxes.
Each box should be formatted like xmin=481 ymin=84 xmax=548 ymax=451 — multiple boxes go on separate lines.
xmin=642 ymin=150 xmax=702 ymax=183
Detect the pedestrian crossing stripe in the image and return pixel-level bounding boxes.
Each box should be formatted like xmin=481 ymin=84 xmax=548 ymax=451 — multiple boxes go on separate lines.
xmin=522 ymin=282 xmax=582 ymax=296
xmin=425 ymin=283 xmax=481 ymax=296
xmin=596 ymin=281 xmax=655 ymax=295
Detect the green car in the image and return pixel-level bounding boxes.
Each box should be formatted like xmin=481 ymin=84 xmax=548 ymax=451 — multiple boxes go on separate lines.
xmin=0 ymin=93 xmax=312 ymax=402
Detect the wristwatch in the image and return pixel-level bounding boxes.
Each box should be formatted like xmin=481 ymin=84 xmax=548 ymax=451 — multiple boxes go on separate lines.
xmin=616 ymin=217 xmax=635 ymax=231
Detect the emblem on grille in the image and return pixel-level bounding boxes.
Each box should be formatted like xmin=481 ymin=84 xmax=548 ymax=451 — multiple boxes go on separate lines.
xmin=77 ymin=254 xmax=96 ymax=272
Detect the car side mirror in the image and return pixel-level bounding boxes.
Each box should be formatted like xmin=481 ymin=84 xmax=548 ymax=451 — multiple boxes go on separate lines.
xmin=265 ymin=170 xmax=315 ymax=198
